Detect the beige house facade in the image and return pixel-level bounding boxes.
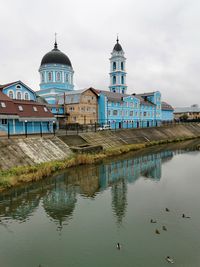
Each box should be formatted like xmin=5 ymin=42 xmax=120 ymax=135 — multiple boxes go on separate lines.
xmin=174 ymin=104 xmax=200 ymax=120
xmin=60 ymin=88 xmax=98 ymax=124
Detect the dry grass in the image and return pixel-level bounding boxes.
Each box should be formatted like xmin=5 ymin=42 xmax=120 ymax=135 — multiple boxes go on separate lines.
xmin=0 ymin=135 xmax=199 ymax=191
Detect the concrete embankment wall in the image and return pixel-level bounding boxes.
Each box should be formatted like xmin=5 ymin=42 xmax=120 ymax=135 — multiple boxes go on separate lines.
xmin=79 ymin=124 xmax=200 ymax=149
xmin=0 ymin=137 xmax=72 ymax=170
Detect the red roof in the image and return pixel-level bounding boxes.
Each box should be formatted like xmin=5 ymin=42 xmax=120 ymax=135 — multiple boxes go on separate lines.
xmin=0 ymin=91 xmax=53 ymax=119
xmin=13 ymin=100 xmax=54 ymax=118
xmin=0 ymin=91 xmax=18 ymax=115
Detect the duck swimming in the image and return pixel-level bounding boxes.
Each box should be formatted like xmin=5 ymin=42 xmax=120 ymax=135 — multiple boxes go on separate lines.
xmin=182 ymin=213 xmax=191 ymax=218
xmin=150 ymin=219 xmax=157 ymax=223
xmin=155 ymin=229 xmax=160 ymax=234
xmin=162 ymin=225 xmax=167 ymax=231
xmin=165 ymin=208 xmax=170 ymax=212
xmin=165 ymin=256 xmax=174 ymax=264
xmin=117 ymin=243 xmax=121 ymax=250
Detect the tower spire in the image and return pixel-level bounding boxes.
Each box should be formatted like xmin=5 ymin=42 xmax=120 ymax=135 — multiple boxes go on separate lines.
xmin=54 ymin=32 xmax=58 ymax=49
xmin=109 ymin=37 xmax=127 ymax=94
xmin=117 ymin=34 xmax=119 ymax=43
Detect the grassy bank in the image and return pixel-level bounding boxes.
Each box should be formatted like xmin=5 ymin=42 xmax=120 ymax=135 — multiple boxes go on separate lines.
xmin=0 ymin=136 xmax=199 ymax=191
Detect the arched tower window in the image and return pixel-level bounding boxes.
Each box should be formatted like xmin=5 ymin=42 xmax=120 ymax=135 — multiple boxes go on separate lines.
xmin=121 ymin=62 xmax=124 ymax=70
xmin=17 ymin=92 xmax=22 ymax=100
xmin=8 ymin=91 xmax=14 ymax=99
xmin=113 ymin=62 xmax=116 ymax=71
xmin=66 ymin=73 xmax=68 ymax=82
xmin=24 ymin=92 xmax=29 ymax=100
xmin=121 ymin=76 xmax=124 ymax=84
xmin=41 ymin=73 xmax=45 ymax=82
xmin=57 ymin=72 xmax=61 ymax=81
xmin=48 ymin=72 xmax=52 ymax=82
xmin=113 ymin=76 xmax=116 ymax=84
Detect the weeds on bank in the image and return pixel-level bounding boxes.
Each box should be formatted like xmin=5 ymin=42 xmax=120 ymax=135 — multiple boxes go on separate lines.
xmin=0 ymin=135 xmax=199 ymax=191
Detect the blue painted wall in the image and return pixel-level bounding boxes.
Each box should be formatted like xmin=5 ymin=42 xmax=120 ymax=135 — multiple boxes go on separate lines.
xmin=161 ymin=110 xmax=174 ymax=121
xmin=98 ymin=92 xmax=162 ymax=129
xmin=3 ymin=82 xmax=36 ymax=101
xmin=0 ymin=119 xmax=56 ymax=135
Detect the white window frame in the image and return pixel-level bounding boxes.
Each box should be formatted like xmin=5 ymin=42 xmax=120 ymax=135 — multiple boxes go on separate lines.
xmin=24 ymin=92 xmax=30 ymax=100
xmin=8 ymin=90 xmax=14 ymax=99
xmin=16 ymin=91 xmax=22 ymax=100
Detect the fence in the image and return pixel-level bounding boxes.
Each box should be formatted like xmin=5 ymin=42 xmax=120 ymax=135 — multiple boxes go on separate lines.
xmin=58 ymin=120 xmax=199 ymax=136
xmin=1 ymin=119 xmax=199 ymax=138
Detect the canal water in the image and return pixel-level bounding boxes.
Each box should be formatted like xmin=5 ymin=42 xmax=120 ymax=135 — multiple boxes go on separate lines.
xmin=0 ymin=140 xmax=200 ymax=267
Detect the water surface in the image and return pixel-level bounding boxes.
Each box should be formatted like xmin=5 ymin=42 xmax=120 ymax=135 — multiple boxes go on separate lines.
xmin=0 ymin=140 xmax=200 ymax=267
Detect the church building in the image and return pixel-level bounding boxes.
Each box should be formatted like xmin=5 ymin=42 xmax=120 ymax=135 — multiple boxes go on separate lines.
xmin=38 ymin=39 xmax=74 ymax=104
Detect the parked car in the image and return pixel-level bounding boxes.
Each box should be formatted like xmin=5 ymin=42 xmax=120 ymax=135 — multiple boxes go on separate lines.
xmin=97 ymin=124 xmax=111 ymax=131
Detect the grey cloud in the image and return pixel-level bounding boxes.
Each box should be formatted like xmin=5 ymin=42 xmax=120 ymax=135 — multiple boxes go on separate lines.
xmin=0 ymin=0 xmax=199 ymax=106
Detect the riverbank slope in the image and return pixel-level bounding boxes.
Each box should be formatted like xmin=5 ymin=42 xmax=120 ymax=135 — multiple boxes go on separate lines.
xmin=0 ymin=124 xmax=200 ymax=191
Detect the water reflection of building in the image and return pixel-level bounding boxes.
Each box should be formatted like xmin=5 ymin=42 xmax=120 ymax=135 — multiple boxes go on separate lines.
xmin=63 ymin=165 xmax=100 ymax=198
xmin=0 ymin=149 xmax=174 ymax=227
xmin=99 ymin=150 xmax=173 ymax=223
xmin=42 ymin=175 xmax=77 ymax=227
xmin=99 ymin=150 xmax=173 ymax=189
xmin=111 ymin=179 xmax=127 ymax=225
xmin=0 ymin=189 xmax=41 ymax=222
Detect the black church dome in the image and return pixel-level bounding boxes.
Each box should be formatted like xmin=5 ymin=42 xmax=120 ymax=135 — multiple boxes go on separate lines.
xmin=113 ymin=38 xmax=123 ymax=52
xmin=41 ymin=42 xmax=72 ymax=67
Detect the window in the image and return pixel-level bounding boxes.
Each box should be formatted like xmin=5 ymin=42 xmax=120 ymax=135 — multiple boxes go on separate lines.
xmin=113 ymin=76 xmax=116 ymax=84
xmin=17 ymin=92 xmax=22 ymax=100
xmin=121 ymin=62 xmax=124 ymax=70
xmin=8 ymin=91 xmax=14 ymax=99
xmin=113 ymin=62 xmax=116 ymax=70
xmin=18 ymin=105 xmax=23 ymax=111
xmin=113 ymin=110 xmax=118 ymax=116
xmin=57 ymin=72 xmax=61 ymax=81
xmin=24 ymin=92 xmax=29 ymax=100
xmin=0 ymin=102 xmax=6 ymax=108
xmin=48 ymin=72 xmax=52 ymax=81
xmin=44 ymin=107 xmax=48 ymax=112
xmin=121 ymin=76 xmax=124 ymax=84
xmin=144 ymin=112 xmax=147 ymax=116
xmin=41 ymin=73 xmax=45 ymax=82
xmin=108 ymin=110 xmax=111 ymax=116
xmin=66 ymin=74 xmax=68 ymax=82
xmin=130 ymin=111 xmax=133 ymax=116
xmin=16 ymin=85 xmax=21 ymax=89
xmin=33 ymin=106 xmax=38 ymax=112
xmin=1 ymin=119 xmax=7 ymax=125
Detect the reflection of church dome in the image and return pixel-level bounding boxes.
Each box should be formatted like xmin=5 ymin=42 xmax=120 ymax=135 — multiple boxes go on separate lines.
xmin=111 ymin=179 xmax=127 ymax=224
xmin=43 ymin=184 xmax=77 ymax=225
xmin=41 ymin=42 xmax=72 ymax=67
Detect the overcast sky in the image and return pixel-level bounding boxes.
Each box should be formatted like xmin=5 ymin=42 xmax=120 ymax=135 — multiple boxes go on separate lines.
xmin=0 ymin=0 xmax=199 ymax=106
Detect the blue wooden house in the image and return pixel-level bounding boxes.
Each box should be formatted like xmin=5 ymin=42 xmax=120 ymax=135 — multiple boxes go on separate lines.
xmin=0 ymin=81 xmax=56 ymax=135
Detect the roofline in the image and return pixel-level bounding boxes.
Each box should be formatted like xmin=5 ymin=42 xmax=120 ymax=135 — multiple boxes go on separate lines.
xmin=1 ymin=80 xmax=36 ymax=94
